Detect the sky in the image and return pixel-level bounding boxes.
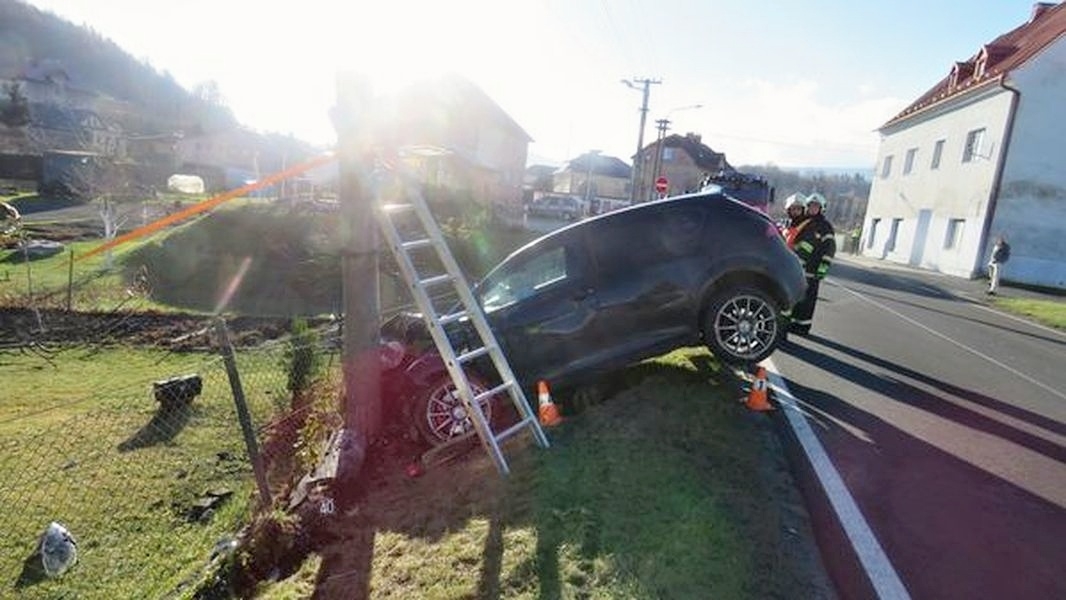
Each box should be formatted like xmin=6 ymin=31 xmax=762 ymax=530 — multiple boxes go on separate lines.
xmin=23 ymin=0 xmax=1047 ymax=170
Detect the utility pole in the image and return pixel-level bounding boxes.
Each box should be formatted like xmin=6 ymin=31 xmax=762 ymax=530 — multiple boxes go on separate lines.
xmin=585 ymin=149 xmax=600 ymax=215
xmin=333 ymin=73 xmax=382 ymax=481
xmin=622 ymin=77 xmax=661 ymax=204
xmin=652 ymin=118 xmax=670 ymax=194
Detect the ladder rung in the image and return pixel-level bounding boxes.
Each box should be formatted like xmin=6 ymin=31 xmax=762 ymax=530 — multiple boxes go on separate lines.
xmin=495 ymin=416 xmax=537 ymax=443
xmin=402 ymin=238 xmax=434 ymax=251
xmin=439 ymin=310 xmax=469 ymax=326
xmin=382 ymin=203 xmax=414 ymax=212
xmin=475 ymin=380 xmax=515 ymax=404
xmin=419 ymin=274 xmax=453 ymax=288
xmin=457 ymin=345 xmax=493 ymax=364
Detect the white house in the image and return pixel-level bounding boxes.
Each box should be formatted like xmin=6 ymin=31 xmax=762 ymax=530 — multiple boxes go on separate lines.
xmin=861 ymin=2 xmax=1066 ymax=289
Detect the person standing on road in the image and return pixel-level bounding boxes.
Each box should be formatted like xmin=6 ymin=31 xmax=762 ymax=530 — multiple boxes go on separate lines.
xmin=779 ymin=193 xmax=809 ymax=331
xmin=987 ymin=235 xmax=1011 ymax=295
xmin=780 ymin=193 xmax=809 ymax=248
xmin=788 ymin=192 xmax=836 ymax=335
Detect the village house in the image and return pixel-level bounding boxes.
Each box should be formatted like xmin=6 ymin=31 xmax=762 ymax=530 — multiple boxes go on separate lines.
xmin=392 ymin=74 xmax=531 ymax=209
xmin=550 ymin=152 xmax=631 ymax=203
xmin=635 ymin=132 xmax=732 ymax=201
xmin=861 ymin=1 xmax=1066 ymax=289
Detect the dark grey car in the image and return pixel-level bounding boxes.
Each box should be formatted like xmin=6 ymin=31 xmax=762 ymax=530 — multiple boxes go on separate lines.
xmin=386 ymin=191 xmax=808 ymax=446
xmin=526 ymin=196 xmax=583 ymax=221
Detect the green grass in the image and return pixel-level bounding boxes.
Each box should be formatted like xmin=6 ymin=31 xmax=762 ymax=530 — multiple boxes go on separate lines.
xmin=0 ymin=239 xmax=157 ymax=310
xmin=0 ymin=344 xmax=297 ymax=599
xmin=992 ymin=296 xmax=1066 ymax=330
xmin=292 ymin=347 xmax=817 ymax=600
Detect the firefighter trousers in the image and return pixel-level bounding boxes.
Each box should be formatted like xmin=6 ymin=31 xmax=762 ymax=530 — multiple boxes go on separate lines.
xmin=789 ymin=276 xmax=821 ymax=334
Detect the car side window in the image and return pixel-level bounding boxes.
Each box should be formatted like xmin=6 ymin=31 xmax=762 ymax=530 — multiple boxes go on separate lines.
xmin=588 ymin=213 xmax=668 ymax=276
xmin=481 ymin=245 xmax=570 ymax=312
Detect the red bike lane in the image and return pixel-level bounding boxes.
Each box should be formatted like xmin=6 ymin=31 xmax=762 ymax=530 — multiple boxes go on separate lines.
xmin=765 ymin=261 xmax=1066 ymax=600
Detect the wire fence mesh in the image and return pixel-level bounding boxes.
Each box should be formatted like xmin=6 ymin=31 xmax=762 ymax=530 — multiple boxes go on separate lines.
xmin=0 ymin=317 xmax=343 ymax=599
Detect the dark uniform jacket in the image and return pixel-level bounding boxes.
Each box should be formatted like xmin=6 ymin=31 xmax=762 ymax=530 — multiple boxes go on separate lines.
xmin=792 ymin=214 xmax=835 ymax=279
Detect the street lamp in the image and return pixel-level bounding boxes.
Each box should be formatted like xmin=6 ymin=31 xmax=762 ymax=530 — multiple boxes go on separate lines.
xmin=651 ymin=104 xmax=703 ymax=199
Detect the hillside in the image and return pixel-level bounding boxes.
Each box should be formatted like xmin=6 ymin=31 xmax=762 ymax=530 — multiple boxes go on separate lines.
xmin=0 ymin=0 xmax=232 ymax=135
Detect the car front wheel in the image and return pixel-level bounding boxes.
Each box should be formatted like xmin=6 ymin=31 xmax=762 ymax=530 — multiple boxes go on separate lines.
xmin=412 ymin=373 xmax=496 ymax=447
xmin=703 ymin=286 xmax=783 ymax=365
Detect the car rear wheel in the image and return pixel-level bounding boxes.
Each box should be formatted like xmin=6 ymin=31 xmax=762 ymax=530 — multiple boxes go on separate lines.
xmin=413 ymin=372 xmax=496 ymax=447
xmin=703 ymin=286 xmax=783 ymax=365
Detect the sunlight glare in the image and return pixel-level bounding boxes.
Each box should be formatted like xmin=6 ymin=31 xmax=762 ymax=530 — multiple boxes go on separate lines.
xmin=329 ymin=3 xmax=473 ymax=93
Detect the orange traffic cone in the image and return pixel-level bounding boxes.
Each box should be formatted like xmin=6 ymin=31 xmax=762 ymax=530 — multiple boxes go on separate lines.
xmin=537 ymin=380 xmax=563 ymax=427
xmin=745 ymin=366 xmax=773 ymax=411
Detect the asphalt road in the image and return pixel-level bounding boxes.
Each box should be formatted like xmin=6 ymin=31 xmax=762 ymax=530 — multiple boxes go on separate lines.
xmin=770 ymin=256 xmax=1066 ymax=599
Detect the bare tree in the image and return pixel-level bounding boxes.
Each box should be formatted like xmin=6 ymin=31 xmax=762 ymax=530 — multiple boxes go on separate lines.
xmin=0 ymin=82 xmax=31 ymax=128
xmin=64 ymin=154 xmax=132 ymax=268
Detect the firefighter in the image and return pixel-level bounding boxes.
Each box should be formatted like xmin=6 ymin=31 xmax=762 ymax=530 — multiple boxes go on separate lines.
xmin=780 ymin=193 xmax=808 ymax=248
xmin=788 ymin=192 xmax=835 ymax=335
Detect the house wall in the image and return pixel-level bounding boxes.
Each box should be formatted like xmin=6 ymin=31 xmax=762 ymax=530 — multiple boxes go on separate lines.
xmin=551 ymin=171 xmax=629 ymax=200
xmin=984 ymin=37 xmax=1066 ymax=288
xmin=474 ymin=123 xmax=527 ymax=204
xmin=861 ymin=87 xmax=1013 ymax=278
xmin=658 ymin=149 xmax=706 ymax=195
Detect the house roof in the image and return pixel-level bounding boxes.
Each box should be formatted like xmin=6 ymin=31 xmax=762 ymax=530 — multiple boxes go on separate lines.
xmin=883 ymin=2 xmax=1066 ymax=128
xmin=395 ymin=73 xmax=533 ymax=145
xmin=29 ymin=102 xmax=118 ymax=132
xmin=559 ymin=152 xmax=631 ymax=178
xmin=525 ymin=164 xmax=557 ymax=178
xmin=653 ymin=133 xmax=733 ymax=172
xmin=18 ymin=59 xmax=72 ymax=85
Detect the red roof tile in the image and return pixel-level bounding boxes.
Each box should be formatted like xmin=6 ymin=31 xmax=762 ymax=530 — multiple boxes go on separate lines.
xmin=882 ymin=2 xmax=1066 ymax=128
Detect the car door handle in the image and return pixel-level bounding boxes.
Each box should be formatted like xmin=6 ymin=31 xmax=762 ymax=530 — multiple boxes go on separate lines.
xmin=572 ymin=288 xmax=595 ymax=301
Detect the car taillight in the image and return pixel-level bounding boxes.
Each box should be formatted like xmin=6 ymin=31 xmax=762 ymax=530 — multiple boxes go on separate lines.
xmin=379 ymin=340 xmax=407 ymax=370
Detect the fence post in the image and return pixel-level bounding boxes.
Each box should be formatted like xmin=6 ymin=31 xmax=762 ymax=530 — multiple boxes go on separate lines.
xmin=66 ymin=249 xmax=74 ymax=312
xmin=214 ymin=318 xmax=271 ymax=507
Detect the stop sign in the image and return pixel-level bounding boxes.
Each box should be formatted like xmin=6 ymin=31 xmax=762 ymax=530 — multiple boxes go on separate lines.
xmin=655 ymin=176 xmax=669 ymax=194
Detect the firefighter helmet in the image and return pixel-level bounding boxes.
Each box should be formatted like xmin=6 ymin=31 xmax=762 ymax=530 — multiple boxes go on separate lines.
xmin=806 ymin=192 xmax=828 ymax=209
xmin=784 ymin=193 xmax=806 ymax=210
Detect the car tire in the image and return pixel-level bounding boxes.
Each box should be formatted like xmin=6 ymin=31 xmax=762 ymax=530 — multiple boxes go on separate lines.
xmin=412 ymin=372 xmax=497 ymax=447
xmin=703 ymin=286 xmax=783 ymax=365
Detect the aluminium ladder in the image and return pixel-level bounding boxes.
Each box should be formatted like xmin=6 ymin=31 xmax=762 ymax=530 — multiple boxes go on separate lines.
xmin=375 ymin=181 xmax=550 ymax=476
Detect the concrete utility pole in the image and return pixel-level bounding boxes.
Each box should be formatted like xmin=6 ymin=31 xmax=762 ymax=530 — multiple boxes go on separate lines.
xmin=334 ymin=73 xmax=382 ymax=462
xmin=585 ymin=149 xmax=600 ymax=214
xmin=622 ymin=77 xmax=661 ymax=204
xmin=652 ymin=104 xmax=702 ymax=199
xmin=652 ymin=118 xmax=670 ymax=193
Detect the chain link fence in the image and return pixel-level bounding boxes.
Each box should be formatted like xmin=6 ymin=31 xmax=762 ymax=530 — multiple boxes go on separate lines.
xmin=0 ymin=317 xmax=343 ymax=599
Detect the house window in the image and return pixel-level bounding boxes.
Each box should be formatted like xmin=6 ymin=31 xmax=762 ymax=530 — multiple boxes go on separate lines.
xmin=663 ymin=148 xmax=675 ymax=161
xmin=944 ymin=219 xmax=965 ymax=249
xmin=881 ymin=155 xmax=894 ymax=178
xmin=903 ymin=148 xmax=918 ymax=175
xmin=886 ymin=218 xmax=902 ymax=252
xmin=867 ymin=218 xmax=880 ymax=249
xmin=931 ymin=139 xmax=945 ymax=170
xmin=962 ymin=128 xmax=985 ymax=162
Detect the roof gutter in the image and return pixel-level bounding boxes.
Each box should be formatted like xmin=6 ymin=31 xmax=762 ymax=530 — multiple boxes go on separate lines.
xmin=976 ymin=75 xmax=1020 ymax=276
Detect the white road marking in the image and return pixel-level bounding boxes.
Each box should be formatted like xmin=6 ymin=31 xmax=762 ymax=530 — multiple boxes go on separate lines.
xmin=765 ymin=357 xmax=911 ymax=600
xmin=830 ymin=281 xmax=1066 ymax=403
